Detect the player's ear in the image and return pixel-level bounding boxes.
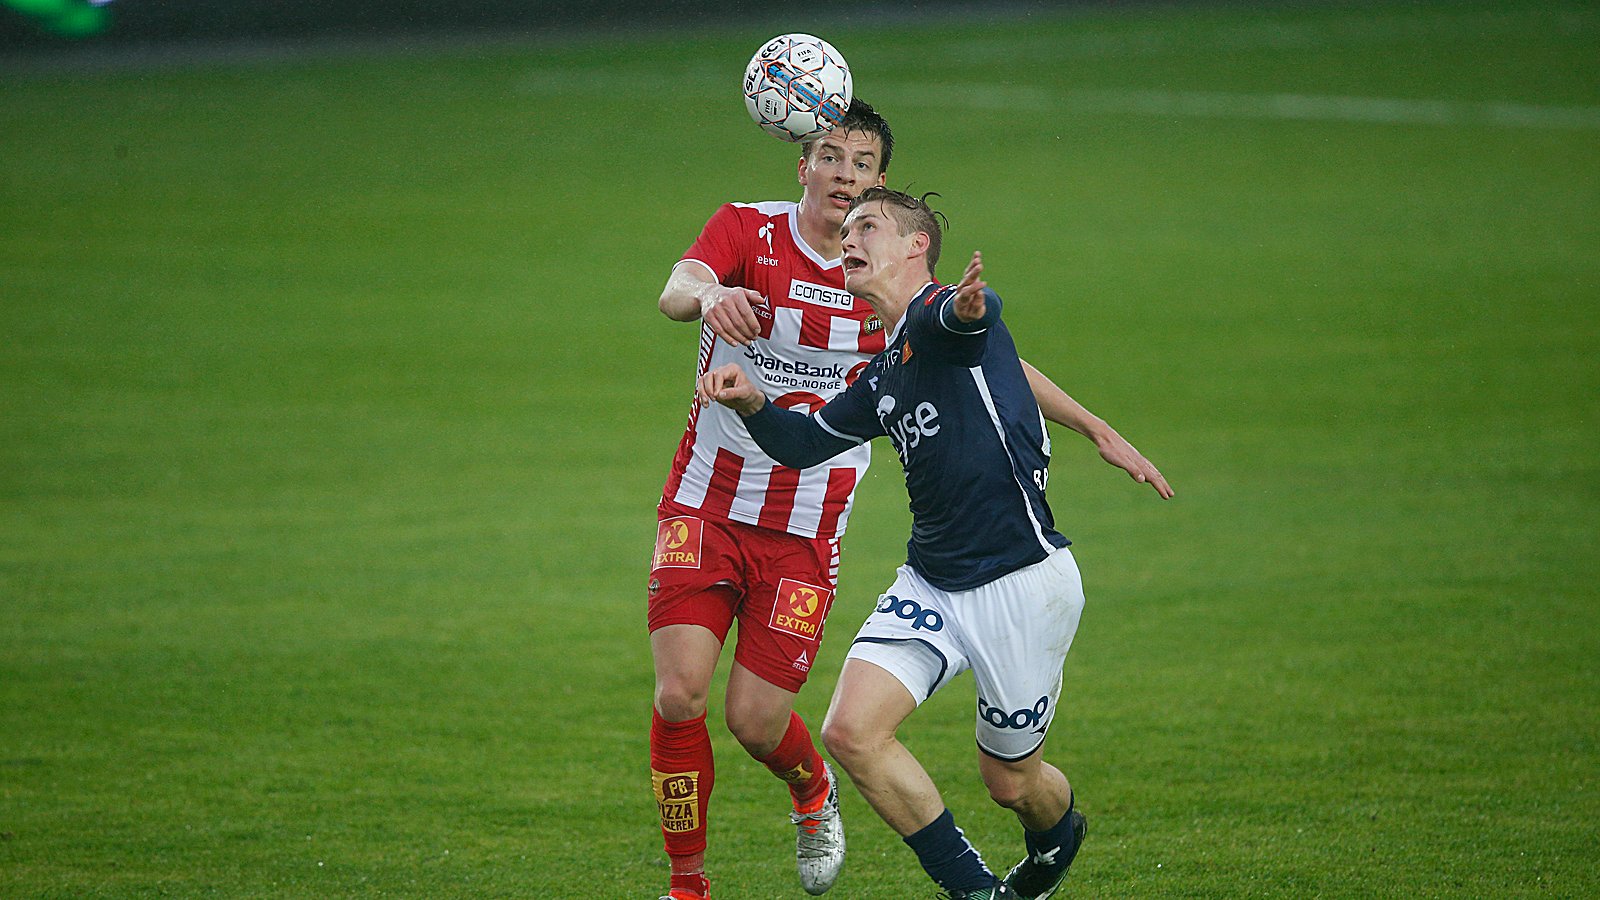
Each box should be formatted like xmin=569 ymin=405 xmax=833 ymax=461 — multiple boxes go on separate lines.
xmin=797 ymin=152 xmax=809 ymax=185
xmin=909 ymin=230 xmax=930 ymax=260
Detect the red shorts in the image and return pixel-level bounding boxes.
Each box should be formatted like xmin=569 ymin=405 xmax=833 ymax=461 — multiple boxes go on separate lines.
xmin=648 ymin=500 xmax=840 ymax=693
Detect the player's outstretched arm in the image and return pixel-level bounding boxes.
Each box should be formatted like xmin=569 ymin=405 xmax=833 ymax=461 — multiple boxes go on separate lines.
xmin=1022 ymin=361 xmax=1174 ymax=499
xmin=659 ymin=263 xmax=766 ymax=346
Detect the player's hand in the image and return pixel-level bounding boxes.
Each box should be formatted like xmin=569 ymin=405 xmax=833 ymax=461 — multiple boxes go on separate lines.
xmin=952 ymin=251 xmax=989 ymax=323
xmin=696 ymin=363 xmax=766 ymax=416
xmin=701 ymin=286 xmax=767 ymax=346
xmin=1094 ymin=429 xmax=1174 ymax=499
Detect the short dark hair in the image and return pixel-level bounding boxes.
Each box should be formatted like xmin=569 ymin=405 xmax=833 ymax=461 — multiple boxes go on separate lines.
xmin=848 ymin=186 xmax=943 ymax=279
xmin=802 ymin=97 xmax=893 ymax=174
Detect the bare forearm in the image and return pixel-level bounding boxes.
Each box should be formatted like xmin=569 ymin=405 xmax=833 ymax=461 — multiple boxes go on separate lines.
xmin=1022 ymin=359 xmax=1110 ymax=443
xmin=658 ymin=263 xmax=716 ymax=321
xmin=1020 ymin=359 xmax=1174 ymax=498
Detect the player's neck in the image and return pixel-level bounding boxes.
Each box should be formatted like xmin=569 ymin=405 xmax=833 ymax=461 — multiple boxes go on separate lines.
xmin=795 ymin=199 xmax=843 ymax=261
xmin=854 ymin=276 xmax=918 ymax=330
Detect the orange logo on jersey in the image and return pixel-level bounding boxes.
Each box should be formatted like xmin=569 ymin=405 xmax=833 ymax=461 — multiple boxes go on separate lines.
xmin=769 ymin=578 xmax=833 ymax=640
xmin=653 ymin=517 xmax=703 ymax=570
xmin=652 ymin=769 xmax=701 ymax=833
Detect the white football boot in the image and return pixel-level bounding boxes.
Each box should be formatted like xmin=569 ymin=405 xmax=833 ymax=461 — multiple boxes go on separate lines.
xmin=790 ymin=761 xmax=845 ymax=894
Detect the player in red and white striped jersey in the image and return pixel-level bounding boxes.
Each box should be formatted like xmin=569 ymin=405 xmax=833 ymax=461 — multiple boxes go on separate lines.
xmin=647 ymin=103 xmax=892 ymax=900
xmin=660 ymin=196 xmax=883 ymax=542
xmin=645 ymin=100 xmax=1166 ymax=900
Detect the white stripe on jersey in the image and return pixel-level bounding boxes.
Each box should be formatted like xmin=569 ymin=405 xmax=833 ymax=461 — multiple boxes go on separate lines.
xmin=663 ymin=200 xmax=872 ymax=540
xmin=968 ymin=365 xmax=1057 ymax=555
xmin=771 ymin=305 xmax=803 ymax=349
xmin=829 ymin=313 xmax=867 ymax=351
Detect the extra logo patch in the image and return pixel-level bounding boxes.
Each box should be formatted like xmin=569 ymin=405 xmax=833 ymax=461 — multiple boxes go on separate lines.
xmin=653 ymin=517 xmax=703 ymax=570
xmin=769 ymin=578 xmax=833 ymax=640
xmin=652 ymin=769 xmax=701 ymax=833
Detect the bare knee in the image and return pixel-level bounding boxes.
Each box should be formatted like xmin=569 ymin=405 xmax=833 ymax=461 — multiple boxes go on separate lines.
xmin=983 ymin=768 xmax=1034 ymax=810
xmin=980 ymin=756 xmax=1071 ymax=826
xmin=980 ymin=755 xmax=1047 ymax=811
xmin=654 ymin=678 xmax=709 ymax=723
xmin=725 ymin=702 xmax=786 ymax=757
xmin=820 ymin=710 xmax=881 ymax=771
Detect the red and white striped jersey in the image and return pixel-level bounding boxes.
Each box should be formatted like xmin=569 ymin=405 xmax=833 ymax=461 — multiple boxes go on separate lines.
xmin=661 ymin=201 xmax=889 ymax=540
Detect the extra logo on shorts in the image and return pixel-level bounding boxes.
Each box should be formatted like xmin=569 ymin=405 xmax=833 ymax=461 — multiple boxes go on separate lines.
xmin=769 ymin=578 xmax=833 ymax=640
xmin=653 ymin=516 xmax=703 ymax=570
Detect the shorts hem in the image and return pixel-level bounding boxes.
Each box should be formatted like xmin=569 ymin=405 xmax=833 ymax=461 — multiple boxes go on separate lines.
xmin=977 ymin=737 xmax=1047 ymax=763
xmin=848 ymin=636 xmax=950 ymax=704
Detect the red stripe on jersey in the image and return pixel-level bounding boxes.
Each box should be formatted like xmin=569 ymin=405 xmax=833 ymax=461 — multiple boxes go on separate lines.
xmin=757 ymin=466 xmax=801 ymax=531
xmin=699 ymin=447 xmax=745 ymax=521
xmin=798 ymin=307 xmax=833 ymax=349
xmin=814 ymin=467 xmax=858 ymax=537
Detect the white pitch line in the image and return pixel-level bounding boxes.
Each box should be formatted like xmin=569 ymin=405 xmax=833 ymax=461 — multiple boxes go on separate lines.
xmin=874 ymin=83 xmax=1600 ymax=132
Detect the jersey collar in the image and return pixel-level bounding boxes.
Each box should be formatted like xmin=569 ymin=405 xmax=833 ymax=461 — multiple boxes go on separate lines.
xmin=789 ymin=208 xmax=842 ymax=270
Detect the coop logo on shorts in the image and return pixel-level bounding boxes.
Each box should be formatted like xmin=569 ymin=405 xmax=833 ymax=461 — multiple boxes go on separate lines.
xmin=876 ymin=593 xmax=944 ymax=632
xmin=653 ymin=516 xmax=703 ymax=570
xmin=652 ymin=769 xmax=701 ymax=833
xmin=979 ymin=695 xmax=1052 ymax=733
xmin=769 ymin=578 xmax=832 ymax=639
xmin=789 ymin=278 xmax=854 ymax=310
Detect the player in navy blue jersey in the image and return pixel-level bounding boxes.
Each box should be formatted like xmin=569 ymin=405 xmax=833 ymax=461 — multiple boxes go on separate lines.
xmin=698 ymin=186 xmax=1171 ymax=899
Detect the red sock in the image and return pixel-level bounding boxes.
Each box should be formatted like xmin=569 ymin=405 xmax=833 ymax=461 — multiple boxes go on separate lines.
xmin=754 ymin=711 xmax=829 ymax=809
xmin=668 ymin=871 xmax=710 ymax=898
xmin=651 ymin=709 xmax=715 ymax=871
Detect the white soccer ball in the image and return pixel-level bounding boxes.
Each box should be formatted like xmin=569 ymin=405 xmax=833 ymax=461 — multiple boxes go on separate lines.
xmin=743 ymin=33 xmax=853 ymax=143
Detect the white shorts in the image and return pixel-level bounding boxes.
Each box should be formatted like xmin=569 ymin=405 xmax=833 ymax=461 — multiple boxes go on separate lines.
xmin=845 ymin=547 xmax=1085 ymax=761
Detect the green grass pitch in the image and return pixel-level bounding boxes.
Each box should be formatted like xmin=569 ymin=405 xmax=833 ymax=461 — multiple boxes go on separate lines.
xmin=2 ymin=1 xmax=1597 ymax=896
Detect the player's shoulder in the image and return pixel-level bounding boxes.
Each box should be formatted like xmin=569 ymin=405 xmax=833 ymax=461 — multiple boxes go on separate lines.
xmin=913 ymin=282 xmax=954 ymax=315
xmin=717 ymin=200 xmax=797 ymax=220
xmin=918 ymin=283 xmax=1003 ymax=317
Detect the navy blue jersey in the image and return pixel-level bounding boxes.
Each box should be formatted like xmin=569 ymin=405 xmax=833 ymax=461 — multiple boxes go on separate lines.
xmin=744 ymin=283 xmax=1068 ymax=592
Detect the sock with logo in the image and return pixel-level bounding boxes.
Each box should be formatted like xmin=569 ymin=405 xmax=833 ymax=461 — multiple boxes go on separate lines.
xmin=754 ymin=711 xmax=830 ymax=810
xmin=651 ymin=709 xmax=715 ymax=878
xmin=1022 ymin=792 xmax=1082 ymax=877
xmin=904 ymin=807 xmax=996 ymax=892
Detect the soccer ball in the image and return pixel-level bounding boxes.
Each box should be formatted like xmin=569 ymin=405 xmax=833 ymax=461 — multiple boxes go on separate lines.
xmin=743 ymin=33 xmax=853 ymax=143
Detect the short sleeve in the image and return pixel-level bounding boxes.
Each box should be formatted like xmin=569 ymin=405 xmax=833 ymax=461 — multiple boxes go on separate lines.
xmin=679 ymin=203 xmax=747 ymax=286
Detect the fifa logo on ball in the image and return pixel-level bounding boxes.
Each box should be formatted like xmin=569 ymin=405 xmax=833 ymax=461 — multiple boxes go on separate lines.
xmin=743 ymin=33 xmax=853 ymax=143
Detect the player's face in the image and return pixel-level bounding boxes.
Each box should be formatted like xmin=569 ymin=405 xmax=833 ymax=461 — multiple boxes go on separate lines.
xmin=840 ymin=201 xmax=917 ymax=297
xmin=798 ymin=130 xmax=886 ymax=223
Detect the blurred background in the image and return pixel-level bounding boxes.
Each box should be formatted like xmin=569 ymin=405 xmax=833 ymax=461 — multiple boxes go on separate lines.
xmin=3 ymin=1 xmax=1596 ymax=897
xmin=4 ymin=0 xmax=872 ymax=47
